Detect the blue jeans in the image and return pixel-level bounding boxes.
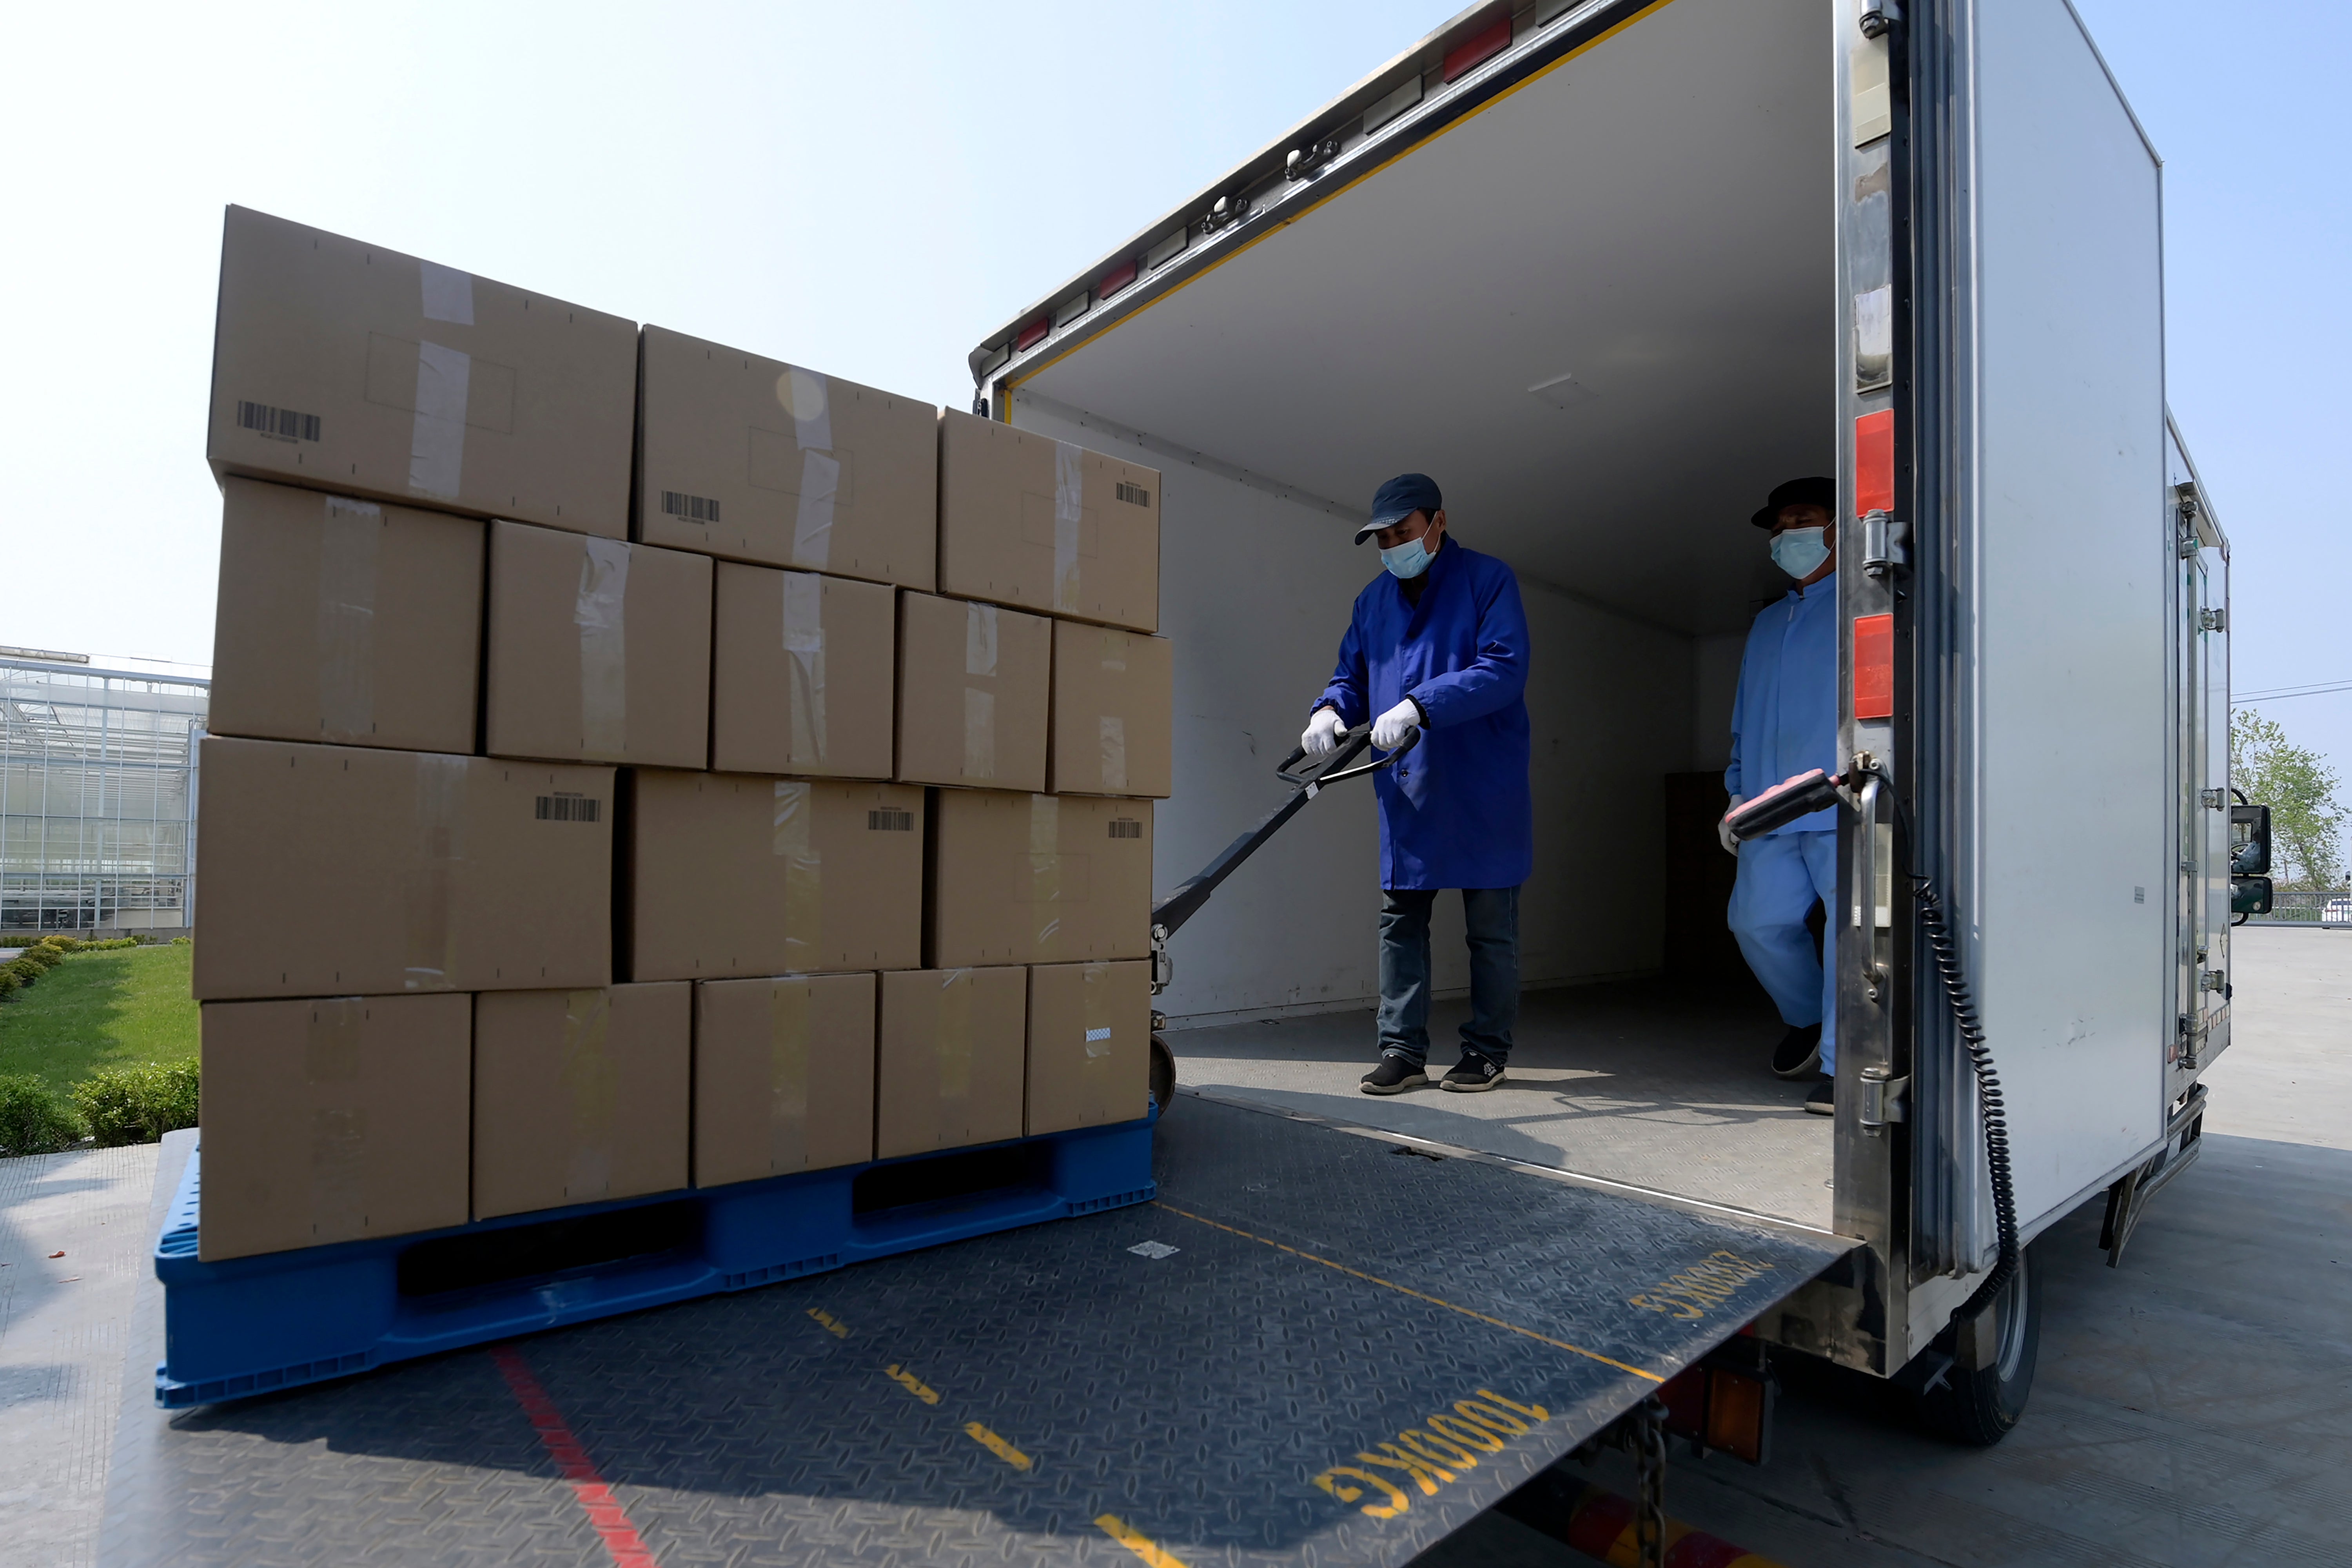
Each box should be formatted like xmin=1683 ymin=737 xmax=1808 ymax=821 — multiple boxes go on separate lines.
xmin=1726 ymin=831 xmax=1838 ymax=1074
xmin=1377 ymin=886 xmax=1520 ymax=1068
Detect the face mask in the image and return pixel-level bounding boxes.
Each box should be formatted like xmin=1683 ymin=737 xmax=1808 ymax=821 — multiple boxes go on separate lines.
xmin=1380 ymin=535 xmax=1434 ymax=580
xmin=1771 ymin=526 xmax=1829 ymax=579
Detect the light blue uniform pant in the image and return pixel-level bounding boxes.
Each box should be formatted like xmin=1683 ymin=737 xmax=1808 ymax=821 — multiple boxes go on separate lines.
xmin=1727 ymin=830 xmax=1838 ymax=1074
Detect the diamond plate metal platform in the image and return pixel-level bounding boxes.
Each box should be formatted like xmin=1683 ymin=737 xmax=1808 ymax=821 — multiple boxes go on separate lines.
xmin=103 ymin=1094 xmax=1851 ymax=1568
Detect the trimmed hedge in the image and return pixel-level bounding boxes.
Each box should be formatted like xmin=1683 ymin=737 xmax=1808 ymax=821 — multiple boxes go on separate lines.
xmin=73 ymin=1062 xmax=201 ymax=1147
xmin=0 ymin=1073 xmax=82 ymax=1156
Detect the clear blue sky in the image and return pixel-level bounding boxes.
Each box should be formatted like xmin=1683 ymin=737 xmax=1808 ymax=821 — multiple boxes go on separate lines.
xmin=4 ymin=1 xmax=2346 ymax=789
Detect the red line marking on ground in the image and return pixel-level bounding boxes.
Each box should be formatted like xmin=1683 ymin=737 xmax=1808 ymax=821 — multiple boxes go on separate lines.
xmin=492 ymin=1344 xmax=660 ymax=1567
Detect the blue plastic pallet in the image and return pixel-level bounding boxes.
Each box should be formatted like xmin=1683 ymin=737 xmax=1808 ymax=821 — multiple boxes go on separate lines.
xmin=154 ymin=1112 xmax=1156 ymax=1407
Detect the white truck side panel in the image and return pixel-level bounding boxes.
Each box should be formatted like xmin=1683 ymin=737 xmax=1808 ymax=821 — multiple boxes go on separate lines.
xmin=1967 ymin=0 xmax=2168 ymax=1227
xmin=1010 ymin=402 xmax=1691 ymax=1025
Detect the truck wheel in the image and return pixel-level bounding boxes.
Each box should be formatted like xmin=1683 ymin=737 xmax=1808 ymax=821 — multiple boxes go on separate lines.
xmin=1913 ymin=1242 xmax=2042 ymax=1446
xmin=1149 ymin=1033 xmax=1177 ymax=1117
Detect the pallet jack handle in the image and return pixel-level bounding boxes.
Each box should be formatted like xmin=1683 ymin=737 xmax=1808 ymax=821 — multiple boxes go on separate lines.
xmin=1149 ymin=722 xmax=1417 ymax=977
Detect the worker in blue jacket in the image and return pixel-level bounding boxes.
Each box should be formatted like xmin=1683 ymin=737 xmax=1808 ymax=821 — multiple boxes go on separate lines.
xmin=1720 ymin=476 xmax=1842 ymax=1115
xmin=1301 ymin=472 xmax=1532 ymax=1096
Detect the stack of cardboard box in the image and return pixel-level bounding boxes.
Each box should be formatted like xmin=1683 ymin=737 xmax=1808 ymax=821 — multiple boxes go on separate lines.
xmin=193 ymin=208 xmax=1170 ymax=1263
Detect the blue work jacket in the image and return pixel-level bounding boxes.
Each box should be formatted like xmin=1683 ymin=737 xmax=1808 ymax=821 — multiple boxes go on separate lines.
xmin=1725 ymin=573 xmax=1839 ymax=835
xmin=1313 ymin=541 xmax=1532 ymax=890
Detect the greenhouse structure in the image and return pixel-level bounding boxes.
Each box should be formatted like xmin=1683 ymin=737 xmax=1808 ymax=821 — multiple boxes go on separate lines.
xmin=0 ymin=653 xmax=207 ymax=935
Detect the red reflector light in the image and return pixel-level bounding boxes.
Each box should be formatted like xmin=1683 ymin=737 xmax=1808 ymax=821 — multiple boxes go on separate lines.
xmin=1853 ymin=613 xmax=1894 ymax=719
xmin=1098 ymin=258 xmax=1139 ymax=299
xmin=1854 ymin=409 xmax=1895 ymax=514
xmin=1443 ymin=15 xmax=1511 ymax=82
xmin=1014 ymin=318 xmax=1050 ymax=353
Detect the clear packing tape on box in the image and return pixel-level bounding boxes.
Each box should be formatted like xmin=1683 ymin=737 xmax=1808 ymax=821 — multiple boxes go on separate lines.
xmin=964 ymin=602 xmax=998 ymax=779
xmin=575 ymin=537 xmax=631 ymax=756
xmin=404 ymin=755 xmax=467 ymax=991
xmin=780 ymin=366 xmax=842 ymax=571
xmin=408 ymin=261 xmax=477 ymax=503
xmin=766 ymin=980 xmax=813 ymax=1174
xmin=1097 ymin=629 xmax=1131 ymax=794
xmin=783 ymin=571 xmax=827 ymax=767
xmin=562 ymin=989 xmax=618 ymax=1200
xmin=773 ymin=781 xmax=823 ymax=965
xmin=306 ymin=998 xmax=369 ymax=1241
xmin=936 ymin=968 xmax=976 ymax=1140
xmin=316 ymin=495 xmax=382 ymax=737
xmin=1078 ymin=961 xmax=1118 ymax=1123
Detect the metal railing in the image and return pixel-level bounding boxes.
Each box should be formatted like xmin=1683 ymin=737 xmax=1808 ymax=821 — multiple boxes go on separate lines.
xmin=2247 ymin=889 xmax=2352 ymax=925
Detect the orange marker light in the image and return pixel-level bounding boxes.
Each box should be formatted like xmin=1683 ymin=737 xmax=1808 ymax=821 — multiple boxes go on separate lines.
xmin=1854 ymin=410 xmax=1895 ymax=515
xmin=1853 ymin=614 xmax=1894 ymax=719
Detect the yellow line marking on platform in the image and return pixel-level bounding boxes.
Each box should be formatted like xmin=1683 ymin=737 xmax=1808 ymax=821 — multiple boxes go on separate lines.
xmin=1096 ymin=1513 xmax=1192 ymax=1567
xmin=1153 ymin=1202 xmax=1662 ymax=1382
xmin=963 ymin=1421 xmax=1033 ymax=1470
xmin=883 ymin=1364 xmax=940 ymax=1405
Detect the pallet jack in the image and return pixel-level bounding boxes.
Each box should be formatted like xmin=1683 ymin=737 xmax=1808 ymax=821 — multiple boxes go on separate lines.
xmin=1143 ymin=722 xmax=1418 ymax=1112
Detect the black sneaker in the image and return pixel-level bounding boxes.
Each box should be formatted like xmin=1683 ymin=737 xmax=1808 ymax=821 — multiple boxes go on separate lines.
xmin=1805 ymin=1077 xmax=1835 ymax=1116
xmin=1361 ymin=1056 xmax=1428 ymax=1095
xmin=1439 ymin=1053 xmax=1506 ymax=1093
xmin=1772 ymin=1023 xmax=1823 ymax=1079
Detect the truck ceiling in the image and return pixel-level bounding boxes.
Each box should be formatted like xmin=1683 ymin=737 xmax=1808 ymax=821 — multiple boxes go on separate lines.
xmin=976 ymin=0 xmax=1832 ymax=637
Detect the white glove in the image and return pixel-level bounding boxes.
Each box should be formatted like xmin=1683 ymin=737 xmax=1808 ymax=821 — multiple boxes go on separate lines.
xmin=1719 ymin=795 xmax=1746 ymax=856
xmin=1371 ymin=699 xmax=1421 ymax=751
xmin=1301 ymin=707 xmax=1347 ymax=757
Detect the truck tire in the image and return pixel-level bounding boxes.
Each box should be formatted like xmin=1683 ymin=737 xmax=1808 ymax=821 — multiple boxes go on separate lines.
xmin=1149 ymin=1033 xmax=1177 ymax=1118
xmin=1913 ymin=1241 xmax=2042 ymax=1446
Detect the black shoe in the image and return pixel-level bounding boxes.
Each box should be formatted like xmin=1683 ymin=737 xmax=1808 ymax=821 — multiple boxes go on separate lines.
xmin=1772 ymin=1023 xmax=1823 ymax=1079
xmin=1805 ymin=1077 xmax=1835 ymax=1116
xmin=1361 ymin=1056 xmax=1428 ymax=1095
xmin=1439 ymin=1053 xmax=1506 ymax=1093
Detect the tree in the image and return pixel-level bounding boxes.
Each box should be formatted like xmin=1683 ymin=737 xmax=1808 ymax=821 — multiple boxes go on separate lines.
xmin=2230 ymin=708 xmax=2347 ymax=889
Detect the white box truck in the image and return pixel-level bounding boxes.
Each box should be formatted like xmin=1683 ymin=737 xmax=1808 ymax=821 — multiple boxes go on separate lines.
xmin=969 ymin=0 xmax=2232 ymax=1441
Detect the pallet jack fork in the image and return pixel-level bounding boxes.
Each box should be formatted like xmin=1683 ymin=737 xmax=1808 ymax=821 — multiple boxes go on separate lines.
xmin=1142 ymin=722 xmax=1416 ymax=1111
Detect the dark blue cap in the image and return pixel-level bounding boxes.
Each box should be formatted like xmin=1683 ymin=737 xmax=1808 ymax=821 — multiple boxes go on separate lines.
xmin=1356 ymin=472 xmax=1443 ymax=544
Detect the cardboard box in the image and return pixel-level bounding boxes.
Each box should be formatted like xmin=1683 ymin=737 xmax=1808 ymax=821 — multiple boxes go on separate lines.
xmin=209 ymin=476 xmax=484 ymax=753
xmin=935 ymin=410 xmax=1160 ymax=633
xmin=636 ymin=326 xmax=937 ymax=588
xmin=1025 ymin=961 xmax=1152 ymax=1135
xmin=693 ymin=972 xmax=877 ymax=1186
xmin=198 ymin=993 xmax=470 ymax=1260
xmin=193 ymin=738 xmax=613 ymax=1000
xmin=875 ymin=967 xmax=1026 ymax=1159
xmin=207 ymin=206 xmax=635 ymax=535
xmin=485 ymin=521 xmax=713 ymax=767
xmin=926 ymin=791 xmax=1154 ymax=968
xmin=472 ymin=984 xmax=691 ymax=1220
xmin=711 ymin=563 xmax=894 ymax=779
xmin=625 ymin=771 xmax=922 ymax=980
xmin=1049 ymin=622 xmax=1173 ymax=798
xmin=895 ymin=592 xmax=1049 ymax=793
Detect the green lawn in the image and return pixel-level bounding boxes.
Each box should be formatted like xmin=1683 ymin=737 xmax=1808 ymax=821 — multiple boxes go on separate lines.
xmin=0 ymin=944 xmax=198 ymax=1095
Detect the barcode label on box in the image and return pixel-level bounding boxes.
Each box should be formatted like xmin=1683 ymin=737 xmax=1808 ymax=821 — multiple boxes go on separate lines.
xmin=535 ymin=793 xmax=601 ymax=822
xmin=662 ymin=490 xmax=722 ymax=524
xmin=867 ymin=808 xmax=914 ymax=832
xmin=236 ymin=400 xmax=321 ymax=443
xmin=1107 ymin=818 xmax=1143 ymax=839
xmin=1115 ymin=481 xmax=1151 ymax=508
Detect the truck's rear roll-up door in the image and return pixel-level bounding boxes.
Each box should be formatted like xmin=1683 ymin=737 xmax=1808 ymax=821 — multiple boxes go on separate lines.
xmin=1930 ymin=0 xmax=2169 ymax=1259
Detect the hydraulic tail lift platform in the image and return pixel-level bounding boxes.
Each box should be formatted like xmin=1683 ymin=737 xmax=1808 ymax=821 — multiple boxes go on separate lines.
xmin=106 ymin=731 xmax=1852 ymax=1566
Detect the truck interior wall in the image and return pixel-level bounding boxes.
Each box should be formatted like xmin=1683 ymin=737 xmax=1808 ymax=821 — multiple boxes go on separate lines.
xmin=1011 ymin=401 xmax=1695 ymax=1025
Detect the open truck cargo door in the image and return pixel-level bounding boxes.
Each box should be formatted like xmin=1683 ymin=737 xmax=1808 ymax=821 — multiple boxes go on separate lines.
xmin=1890 ymin=0 xmax=2173 ymax=1315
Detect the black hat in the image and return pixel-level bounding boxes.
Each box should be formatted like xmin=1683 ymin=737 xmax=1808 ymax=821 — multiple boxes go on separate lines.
xmin=1356 ymin=472 xmax=1443 ymax=544
xmin=1749 ymin=475 xmax=1837 ymax=528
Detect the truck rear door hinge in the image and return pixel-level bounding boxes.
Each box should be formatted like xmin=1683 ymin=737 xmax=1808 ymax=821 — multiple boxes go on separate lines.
xmin=2200 ymin=788 xmax=2225 ymax=809
xmin=2199 ymin=607 xmax=2226 ymax=632
xmin=1857 ymin=1067 xmax=1908 ymax=1133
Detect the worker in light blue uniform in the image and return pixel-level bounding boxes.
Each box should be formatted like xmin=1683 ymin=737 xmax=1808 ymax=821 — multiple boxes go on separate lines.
xmin=1721 ymin=476 xmax=1842 ymax=1115
xmin=1301 ymin=473 xmax=1533 ymax=1096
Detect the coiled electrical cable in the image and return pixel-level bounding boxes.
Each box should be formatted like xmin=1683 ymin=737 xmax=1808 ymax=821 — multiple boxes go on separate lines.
xmin=1911 ymin=874 xmax=2019 ymax=1319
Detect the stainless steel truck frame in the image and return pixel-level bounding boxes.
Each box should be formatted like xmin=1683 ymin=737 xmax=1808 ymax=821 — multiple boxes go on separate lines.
xmin=963 ymin=0 xmax=2227 ymax=1387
